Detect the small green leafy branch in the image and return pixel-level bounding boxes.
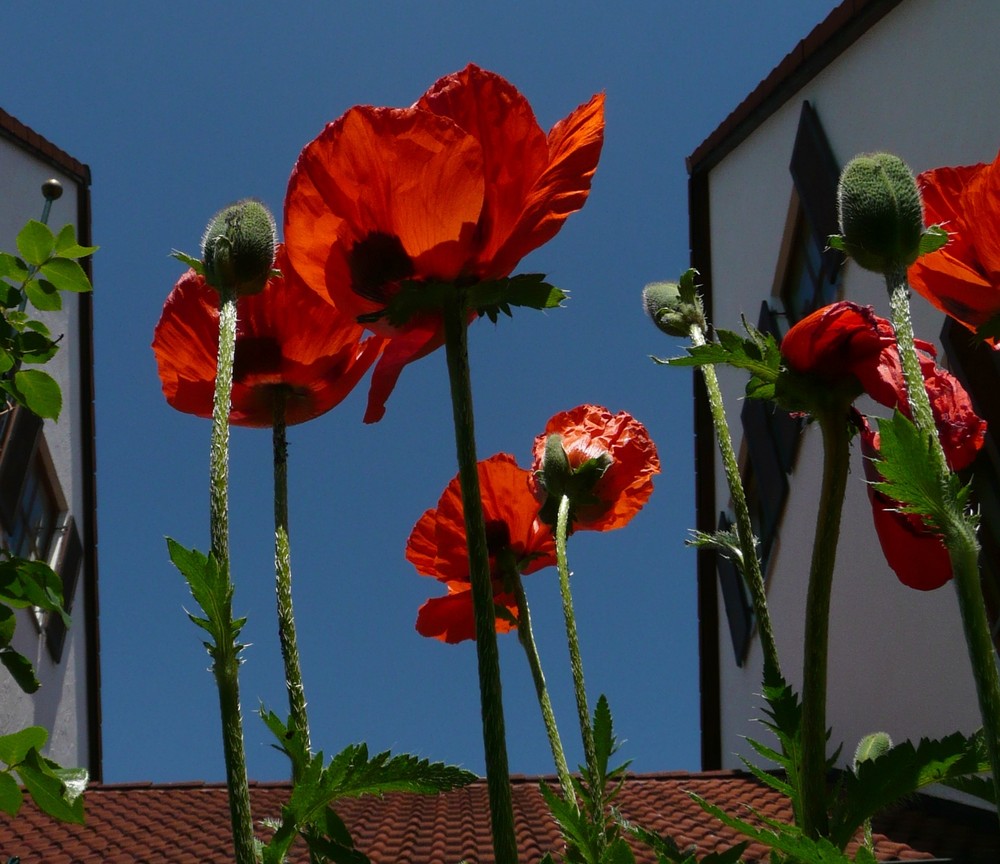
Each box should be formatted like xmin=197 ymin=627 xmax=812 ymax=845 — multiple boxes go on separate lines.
xmin=0 ymin=216 xmax=95 ymax=825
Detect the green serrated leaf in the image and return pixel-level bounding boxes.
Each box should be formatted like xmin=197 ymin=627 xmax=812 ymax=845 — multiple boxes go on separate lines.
xmin=871 ymin=411 xmax=948 ymax=525
xmin=0 ymin=769 xmax=23 ymax=815
xmin=52 ymin=224 xmax=98 ymax=259
xmin=830 ymin=729 xmax=990 ymax=847
xmin=17 ymin=749 xmax=85 ymax=824
xmin=39 ymin=257 xmax=91 ymax=294
xmin=593 ymin=695 xmax=614 ymax=784
xmin=918 ymin=225 xmax=949 ymax=256
xmin=24 ymin=278 xmax=62 ymax=312
xmin=16 ymin=221 xmax=55 ymax=267
xmin=0 ymin=726 xmax=47 ymax=766
xmin=0 ymin=648 xmax=39 ymax=693
xmin=167 ymin=538 xmax=236 ymax=650
xmin=10 ymin=369 xmax=61 ymax=420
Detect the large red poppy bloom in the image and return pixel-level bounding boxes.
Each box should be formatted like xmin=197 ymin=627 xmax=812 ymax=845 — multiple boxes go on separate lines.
xmin=284 ymin=64 xmax=605 ymax=423
xmin=909 ymin=152 xmax=1000 ymax=342
xmin=780 ymin=301 xmax=986 ymax=470
xmin=408 ymin=453 xmax=556 ymax=644
xmin=530 ymin=405 xmax=660 ymax=532
xmin=153 ymin=246 xmax=384 ymax=427
xmin=858 ymin=416 xmax=953 ymax=591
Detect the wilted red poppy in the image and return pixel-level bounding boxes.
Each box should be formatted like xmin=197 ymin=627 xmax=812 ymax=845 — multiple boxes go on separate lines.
xmin=857 ymin=415 xmax=952 ymax=591
xmin=408 ymin=453 xmax=556 ymax=643
xmin=530 ymin=405 xmax=660 ymax=532
xmin=284 ymin=64 xmax=605 ymax=423
xmin=153 ymin=246 xmax=384 ymax=427
xmin=780 ymin=301 xmax=986 ymax=469
xmin=909 ymin=152 xmax=1000 ymax=342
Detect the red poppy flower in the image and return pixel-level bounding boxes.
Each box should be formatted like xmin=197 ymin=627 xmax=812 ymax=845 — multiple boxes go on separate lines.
xmin=153 ymin=246 xmax=384 ymax=427
xmin=284 ymin=64 xmax=606 ymax=423
xmin=858 ymin=415 xmax=952 ymax=591
xmin=530 ymin=405 xmax=660 ymax=532
xmin=780 ymin=301 xmax=986 ymax=470
xmin=909 ymin=152 xmax=1000 ymax=342
xmin=408 ymin=453 xmax=556 ymax=644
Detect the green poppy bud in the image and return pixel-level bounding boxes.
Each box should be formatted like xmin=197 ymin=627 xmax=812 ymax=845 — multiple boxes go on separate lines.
xmin=642 ymin=269 xmax=705 ymax=337
xmin=837 ymin=153 xmax=923 ymax=275
xmin=201 ymin=198 xmax=277 ymax=296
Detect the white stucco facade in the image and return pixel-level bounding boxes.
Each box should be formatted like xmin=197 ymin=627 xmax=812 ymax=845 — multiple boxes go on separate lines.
xmin=0 ymin=128 xmax=97 ymax=772
xmin=698 ymin=0 xmax=1000 ymax=782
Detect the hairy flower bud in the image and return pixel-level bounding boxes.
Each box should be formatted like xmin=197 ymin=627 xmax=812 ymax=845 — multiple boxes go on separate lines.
xmin=642 ymin=269 xmax=705 ymax=337
xmin=201 ymin=198 xmax=277 ymax=296
xmin=837 ymin=153 xmax=923 ymax=275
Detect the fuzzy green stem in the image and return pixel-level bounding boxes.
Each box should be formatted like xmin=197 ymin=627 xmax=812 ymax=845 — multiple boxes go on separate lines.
xmin=512 ymin=574 xmax=576 ymax=806
xmin=555 ymin=494 xmax=598 ymax=780
xmin=886 ymin=269 xmax=1000 ymax=821
xmin=442 ymin=291 xmax=518 ymax=864
xmin=273 ymin=390 xmax=311 ymax=774
xmin=691 ymin=323 xmax=781 ymax=682
xmin=209 ymin=286 xmax=255 ymax=864
xmin=800 ymin=405 xmax=851 ymax=838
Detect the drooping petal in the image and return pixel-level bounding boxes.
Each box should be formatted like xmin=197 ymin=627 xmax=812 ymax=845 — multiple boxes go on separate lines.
xmin=362 ymin=317 xmax=446 ymax=424
xmin=416 ymin=584 xmax=518 ymax=644
xmin=859 ymin=416 xmax=952 ymax=591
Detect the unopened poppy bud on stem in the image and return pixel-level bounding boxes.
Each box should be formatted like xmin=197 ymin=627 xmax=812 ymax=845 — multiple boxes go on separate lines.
xmin=642 ymin=268 xmax=705 ymax=337
xmin=202 ymin=198 xmax=277 ymax=296
xmin=834 ymin=153 xmax=923 ymax=275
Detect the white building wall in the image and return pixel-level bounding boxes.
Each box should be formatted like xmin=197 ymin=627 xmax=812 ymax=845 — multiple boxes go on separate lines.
xmin=0 ymin=135 xmax=92 ymax=768
xmin=707 ymin=0 xmax=1000 ymax=776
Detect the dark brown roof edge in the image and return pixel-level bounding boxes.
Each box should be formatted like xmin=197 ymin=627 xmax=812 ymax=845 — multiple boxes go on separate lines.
xmin=686 ymin=0 xmax=904 ymax=177
xmin=0 ymin=106 xmax=91 ymax=185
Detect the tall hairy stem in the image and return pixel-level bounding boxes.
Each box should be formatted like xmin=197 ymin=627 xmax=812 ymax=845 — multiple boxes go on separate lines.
xmin=209 ymin=286 xmax=255 ymax=864
xmin=886 ymin=269 xmax=1000 ymax=821
xmin=273 ymin=390 xmax=311 ymax=774
xmin=442 ymin=292 xmax=518 ymax=864
xmin=691 ymin=323 xmax=781 ymax=682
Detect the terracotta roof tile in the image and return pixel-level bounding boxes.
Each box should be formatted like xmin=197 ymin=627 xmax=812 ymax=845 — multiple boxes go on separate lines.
xmin=0 ymin=772 xmax=994 ymax=862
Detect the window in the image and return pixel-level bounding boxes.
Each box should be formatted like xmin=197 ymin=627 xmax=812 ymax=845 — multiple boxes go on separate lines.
xmin=0 ymin=403 xmax=82 ymax=662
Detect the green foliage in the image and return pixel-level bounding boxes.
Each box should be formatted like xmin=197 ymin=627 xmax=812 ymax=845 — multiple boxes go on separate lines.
xmin=0 ymin=221 xmax=95 ymax=420
xmin=258 ymin=708 xmax=476 ymax=864
xmin=167 ymin=539 xmax=245 ymax=661
xmin=686 ymin=527 xmax=756 ymax=576
xmin=541 ymin=695 xmax=635 ymax=864
xmin=0 ymin=726 xmax=86 ymax=825
xmin=658 ymin=319 xmax=782 ymax=401
xmin=356 ymin=273 xmax=566 ymax=328
xmin=624 ymin=822 xmax=746 ymax=864
xmin=871 ymin=410 xmax=971 ymax=531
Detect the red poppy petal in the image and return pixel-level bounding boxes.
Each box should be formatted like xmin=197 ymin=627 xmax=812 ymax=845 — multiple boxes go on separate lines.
xmin=909 ymin=249 xmax=996 ymax=333
xmin=284 ymin=105 xmax=487 ymax=313
xmin=488 ymin=93 xmax=606 ymax=279
xmin=362 ymin=319 xmax=446 ymax=424
xmin=965 ymin=153 xmax=1000 ymax=282
xmin=415 ymin=587 xmax=518 ymax=644
xmin=416 ymin=64 xmax=550 ymax=271
xmin=859 ymin=420 xmax=952 ymax=590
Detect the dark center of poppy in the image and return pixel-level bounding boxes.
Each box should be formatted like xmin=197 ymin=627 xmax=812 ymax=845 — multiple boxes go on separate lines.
xmin=484 ymin=519 xmax=512 ymax=558
xmin=349 ymin=231 xmax=414 ymax=305
xmin=233 ymin=336 xmax=283 ymax=382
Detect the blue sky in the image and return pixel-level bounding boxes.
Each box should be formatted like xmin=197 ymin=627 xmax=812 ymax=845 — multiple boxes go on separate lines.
xmin=6 ymin=2 xmax=839 ymax=783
